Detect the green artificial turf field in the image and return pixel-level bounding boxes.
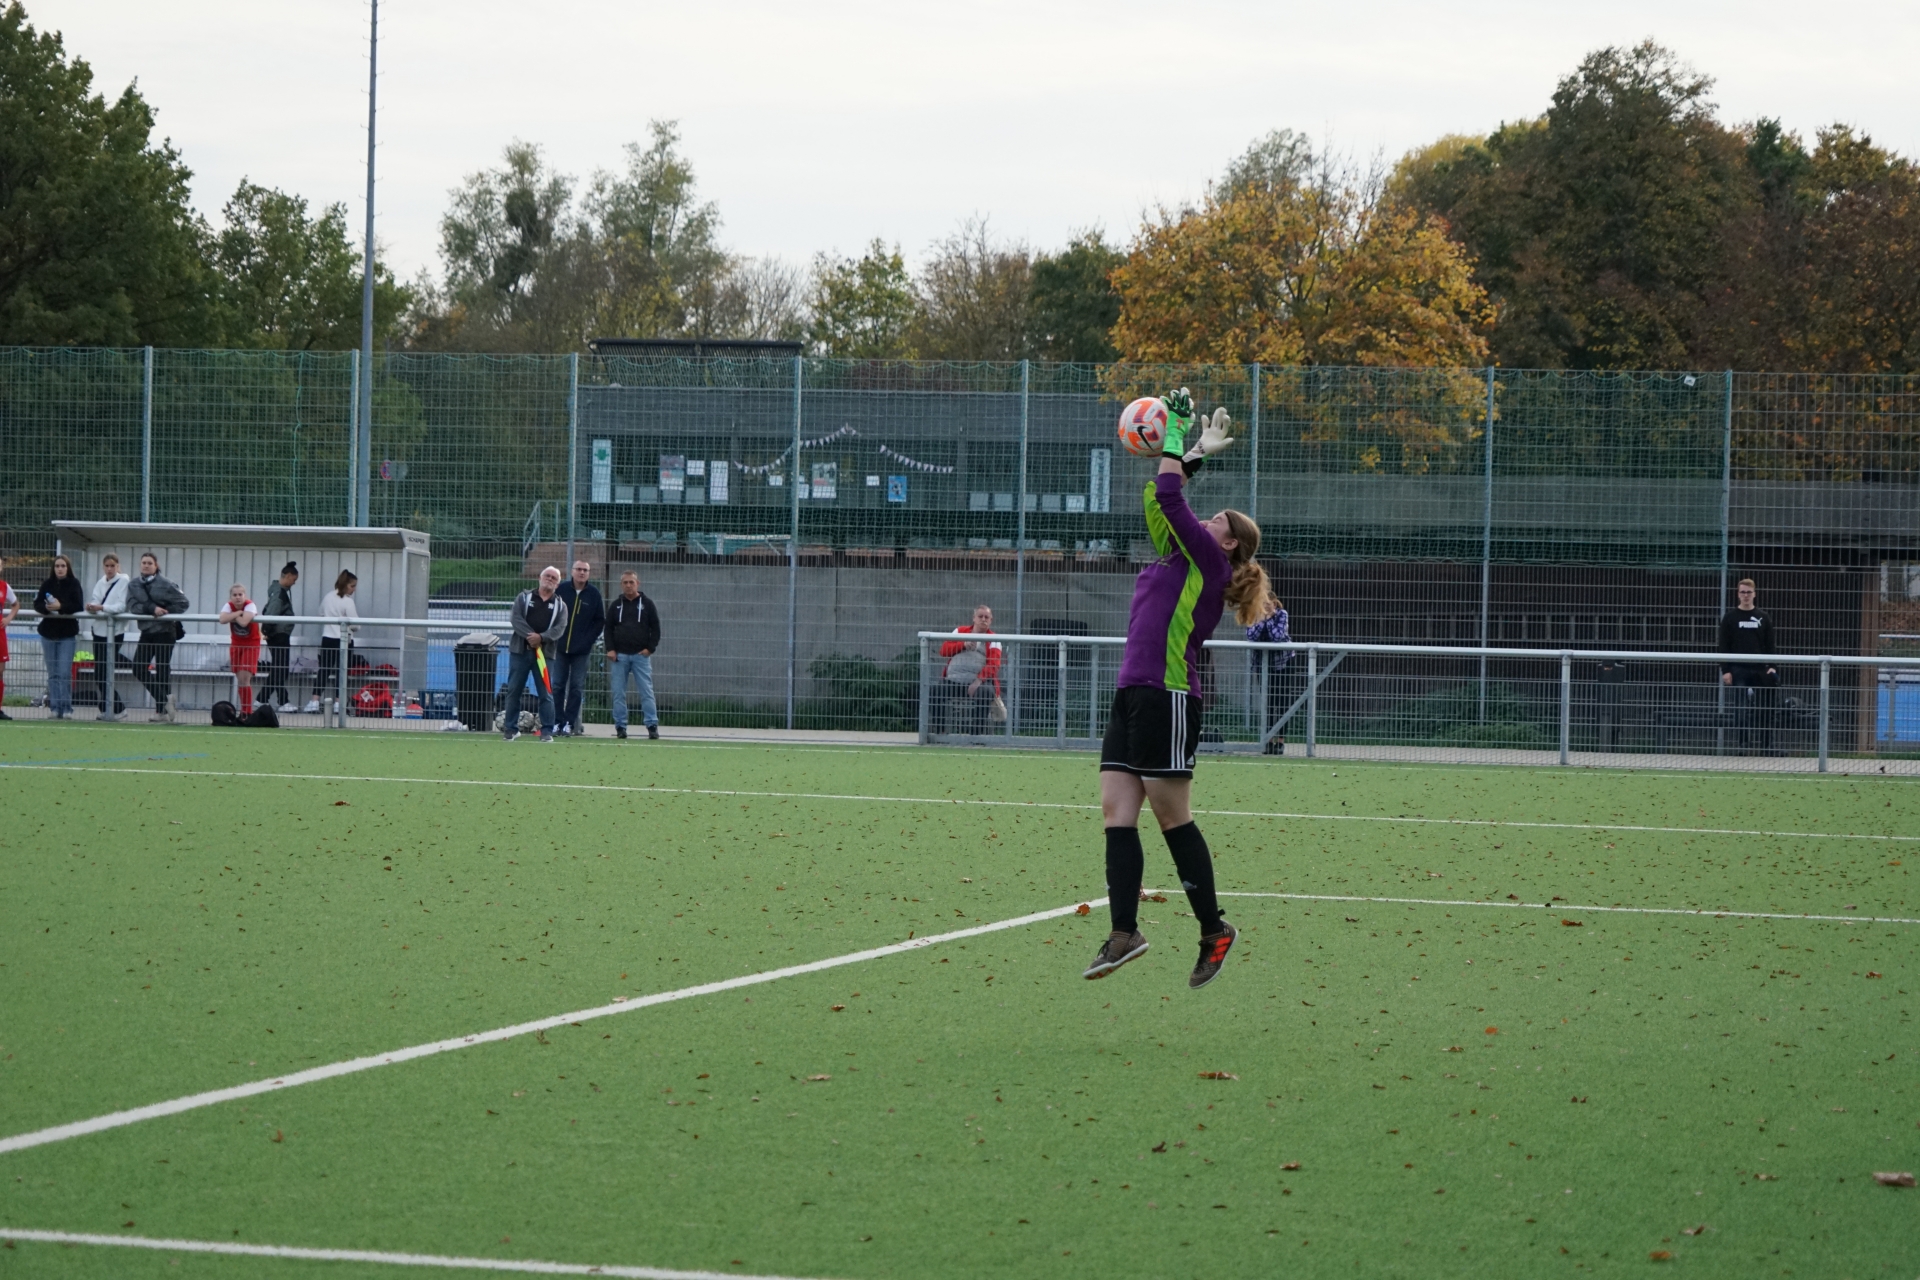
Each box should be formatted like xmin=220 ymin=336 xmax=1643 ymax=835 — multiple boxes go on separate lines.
xmin=1 ymin=727 xmax=1916 ymax=1279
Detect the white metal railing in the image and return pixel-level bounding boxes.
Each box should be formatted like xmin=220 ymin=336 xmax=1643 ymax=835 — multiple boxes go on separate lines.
xmin=916 ymin=631 xmax=1920 ymax=773
xmin=12 ymin=610 xmax=509 ymax=728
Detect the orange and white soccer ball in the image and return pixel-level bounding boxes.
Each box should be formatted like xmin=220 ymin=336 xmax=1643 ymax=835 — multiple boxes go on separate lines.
xmin=1116 ymin=396 xmax=1168 ymax=457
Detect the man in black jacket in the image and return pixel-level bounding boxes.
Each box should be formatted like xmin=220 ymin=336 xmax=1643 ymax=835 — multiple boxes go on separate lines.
xmin=552 ymin=559 xmax=606 ymax=737
xmin=1718 ymin=578 xmax=1778 ymax=754
xmin=128 ymin=553 xmax=190 ymax=722
xmin=604 ymin=569 xmax=660 ymax=740
xmin=260 ymin=562 xmax=299 ymax=709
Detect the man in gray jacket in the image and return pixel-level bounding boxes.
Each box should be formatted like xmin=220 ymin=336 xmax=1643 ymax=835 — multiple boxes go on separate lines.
xmin=503 ymin=566 xmax=568 ymax=742
xmin=127 ymin=552 xmax=190 ymax=722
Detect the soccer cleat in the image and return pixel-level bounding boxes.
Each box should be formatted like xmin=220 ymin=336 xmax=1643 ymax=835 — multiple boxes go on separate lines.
xmin=1083 ymin=929 xmax=1149 ymax=980
xmin=1189 ymin=919 xmax=1238 ymax=989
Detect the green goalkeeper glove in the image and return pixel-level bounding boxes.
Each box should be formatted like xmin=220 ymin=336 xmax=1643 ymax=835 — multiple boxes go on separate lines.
xmin=1181 ymin=408 xmax=1236 ymax=473
xmin=1160 ymin=387 xmax=1195 ymax=458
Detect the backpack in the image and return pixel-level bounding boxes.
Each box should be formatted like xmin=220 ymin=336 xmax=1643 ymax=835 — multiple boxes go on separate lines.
xmin=351 ymin=663 xmax=399 ymax=717
xmin=244 ymin=703 xmax=280 ymax=728
xmin=211 ymin=700 xmax=241 ymax=726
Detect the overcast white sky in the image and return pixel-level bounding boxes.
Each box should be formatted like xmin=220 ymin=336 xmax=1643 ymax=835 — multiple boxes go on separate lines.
xmin=28 ymin=1 xmax=1920 ymax=283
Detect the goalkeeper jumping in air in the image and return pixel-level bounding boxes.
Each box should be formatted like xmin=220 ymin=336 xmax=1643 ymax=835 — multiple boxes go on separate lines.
xmin=1084 ymin=388 xmax=1274 ymax=988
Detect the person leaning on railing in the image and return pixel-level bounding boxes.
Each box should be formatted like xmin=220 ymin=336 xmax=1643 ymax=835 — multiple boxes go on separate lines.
xmin=32 ymin=553 xmax=83 ymax=719
xmin=128 ymin=553 xmax=189 ymax=723
xmin=85 ymin=553 xmax=132 ymax=717
xmin=935 ymin=604 xmax=1002 ymax=734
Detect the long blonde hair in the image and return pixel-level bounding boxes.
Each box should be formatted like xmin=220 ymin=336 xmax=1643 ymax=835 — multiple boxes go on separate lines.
xmin=1218 ymin=509 xmax=1274 ymax=626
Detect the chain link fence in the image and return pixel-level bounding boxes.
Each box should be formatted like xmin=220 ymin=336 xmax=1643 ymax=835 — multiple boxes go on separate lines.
xmin=2 ymin=351 xmax=1916 ymax=764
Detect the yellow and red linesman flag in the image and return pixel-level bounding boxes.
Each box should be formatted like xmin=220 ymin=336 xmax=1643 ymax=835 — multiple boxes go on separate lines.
xmin=533 ymin=643 xmax=552 ymax=694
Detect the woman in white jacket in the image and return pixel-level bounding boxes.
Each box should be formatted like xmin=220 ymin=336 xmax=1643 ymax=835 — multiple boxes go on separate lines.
xmin=308 ymin=569 xmax=360 ymax=713
xmin=84 ymin=554 xmax=133 ymax=717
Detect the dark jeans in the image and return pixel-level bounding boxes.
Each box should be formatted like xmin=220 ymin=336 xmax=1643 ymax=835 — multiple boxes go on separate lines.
xmin=134 ymin=632 xmax=175 ymax=711
xmin=86 ymin=636 xmax=126 ymax=712
xmin=317 ymin=637 xmax=351 ymax=704
xmin=502 ymin=647 xmax=555 ymax=737
xmin=1262 ymin=660 xmax=1302 ymax=741
xmin=550 ymin=650 xmax=592 ymax=731
xmin=1731 ymin=668 xmax=1778 ymax=753
xmin=263 ymin=633 xmax=292 ymax=705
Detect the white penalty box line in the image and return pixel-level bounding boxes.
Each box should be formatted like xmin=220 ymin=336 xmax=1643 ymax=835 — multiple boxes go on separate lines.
xmin=1214 ymin=891 xmax=1920 ymax=927
xmin=0 ymin=899 xmax=1105 ymax=1159
xmin=0 ymin=1228 xmax=834 ymax=1279
xmin=13 ymin=762 xmax=1920 ymax=846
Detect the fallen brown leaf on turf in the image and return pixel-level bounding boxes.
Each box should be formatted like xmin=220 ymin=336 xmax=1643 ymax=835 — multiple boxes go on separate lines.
xmin=333 ymin=800 xmax=348 ymax=807
xmin=1152 ymin=1142 xmax=1166 ymax=1153
xmin=1650 ymin=1250 xmax=1672 ymax=1261
xmin=830 ymin=1005 xmax=846 ymax=1012
xmin=270 ymin=1129 xmax=283 ymax=1143
xmin=1872 ymin=1171 xmax=1916 ymax=1187
xmin=1075 ymin=904 xmax=1091 ymax=916
xmin=1444 ymin=1046 xmax=1463 ymax=1053
xmin=1866 ymin=971 xmax=1883 ymax=978
xmin=1197 ymin=1071 xmax=1238 ymax=1080
xmin=1281 ymin=1161 xmax=1301 ymax=1171
xmin=1682 ymin=1225 xmax=1706 ymax=1236
xmin=1571 ymin=1096 xmax=1588 ymax=1103
xmin=807 ymin=1074 xmax=831 ymax=1082
xmin=1485 ymin=1027 xmax=1498 ymax=1035
xmin=1561 ymin=919 xmax=1583 ymax=927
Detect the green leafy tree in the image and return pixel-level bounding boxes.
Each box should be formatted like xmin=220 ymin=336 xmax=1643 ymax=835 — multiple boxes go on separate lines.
xmin=806 ymin=239 xmax=917 ymax=357
xmin=1029 ymin=230 xmax=1123 ymax=362
xmin=212 ymin=181 xmax=410 ymax=349
xmin=0 ymin=3 xmax=217 ymax=344
xmin=911 ymin=218 xmax=1032 ymax=360
xmin=587 ymin=121 xmax=735 ymax=339
xmin=1398 ymin=41 xmax=1753 ymax=369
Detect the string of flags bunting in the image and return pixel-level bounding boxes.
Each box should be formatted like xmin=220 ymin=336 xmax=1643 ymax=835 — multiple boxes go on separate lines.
xmin=732 ymin=425 xmax=951 ymax=475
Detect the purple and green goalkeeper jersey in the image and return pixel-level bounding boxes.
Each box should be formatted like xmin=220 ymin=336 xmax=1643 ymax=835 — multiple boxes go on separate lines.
xmin=1115 ymin=470 xmax=1232 ymax=697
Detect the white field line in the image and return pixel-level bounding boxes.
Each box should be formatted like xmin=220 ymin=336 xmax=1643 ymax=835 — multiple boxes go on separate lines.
xmin=12 ymin=762 xmax=1920 ymax=846
xmin=1213 ymin=890 xmax=1920 ymax=927
xmin=0 ymin=1228 xmax=832 ymax=1279
xmin=0 ymin=899 xmax=1103 ymax=1158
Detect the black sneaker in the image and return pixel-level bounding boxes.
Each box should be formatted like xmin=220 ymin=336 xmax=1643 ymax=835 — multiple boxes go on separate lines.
xmin=1189 ymin=919 xmax=1239 ymax=989
xmin=502 ymin=730 xmax=519 ymax=742
xmin=647 ymin=725 xmax=659 ymax=740
xmin=1083 ymin=929 xmax=1149 ymax=980
xmin=615 ymin=726 xmax=627 ymax=740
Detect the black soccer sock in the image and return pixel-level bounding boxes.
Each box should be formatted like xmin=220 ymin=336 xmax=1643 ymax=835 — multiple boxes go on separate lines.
xmin=1106 ymin=826 xmax=1145 ymax=934
xmin=1162 ymin=821 xmax=1223 ymax=934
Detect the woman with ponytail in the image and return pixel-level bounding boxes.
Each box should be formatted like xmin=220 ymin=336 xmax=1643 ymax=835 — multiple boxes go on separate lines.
xmin=1084 ymin=389 xmax=1273 ymax=990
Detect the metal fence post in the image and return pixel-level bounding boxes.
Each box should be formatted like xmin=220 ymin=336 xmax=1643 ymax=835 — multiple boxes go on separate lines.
xmin=1818 ymin=657 xmax=1831 ymax=773
xmin=1248 ymin=362 xmax=1260 ymax=519
xmin=564 ymin=352 xmax=578 ymax=571
xmin=787 ymin=355 xmax=802 ymax=731
xmin=1056 ymin=639 xmax=1067 ymax=747
xmin=337 ymin=637 xmax=350 ymax=729
xmin=1479 ymin=366 xmax=1493 ymax=722
xmin=1559 ymin=651 xmax=1573 ymax=764
xmin=346 ymin=350 xmax=361 ymax=526
xmin=1717 ymin=369 xmax=1734 ymax=753
xmin=101 ymin=622 xmax=117 ymax=720
xmin=918 ymin=635 xmax=931 ymax=745
xmin=140 ymin=346 xmax=154 ymax=522
xmin=1306 ymin=645 xmax=1318 ymax=758
xmin=1088 ymin=644 xmax=1100 ymax=740
xmin=1012 ymin=360 xmax=1031 ymax=737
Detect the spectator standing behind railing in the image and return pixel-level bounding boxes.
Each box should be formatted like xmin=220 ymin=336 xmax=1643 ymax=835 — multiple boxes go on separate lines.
xmin=1718 ymin=577 xmax=1778 ymax=754
xmin=0 ymin=553 xmax=18 ymax=720
xmin=1245 ymin=593 xmax=1292 ymax=755
xmin=604 ymin=569 xmax=660 ymax=740
xmin=33 ymin=554 xmax=83 ymax=719
xmin=504 ymin=567 xmax=567 ymax=743
xmin=260 ymin=562 xmax=298 ymax=710
xmin=85 ymin=553 xmax=131 ymax=717
xmin=219 ymin=584 xmax=261 ymax=716
xmin=309 ymin=570 xmax=359 ymax=715
xmin=552 ymin=559 xmax=605 ymax=738
xmin=128 ymin=553 xmax=189 ymax=723
xmin=935 ymin=604 xmax=1001 ymax=734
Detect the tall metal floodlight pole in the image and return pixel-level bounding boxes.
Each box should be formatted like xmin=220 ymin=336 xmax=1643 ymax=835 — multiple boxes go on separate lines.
xmin=355 ymin=0 xmax=379 ymax=528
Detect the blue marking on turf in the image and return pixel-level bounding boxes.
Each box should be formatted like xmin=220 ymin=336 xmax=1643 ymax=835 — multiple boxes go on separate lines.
xmin=0 ymin=753 xmax=209 ymax=768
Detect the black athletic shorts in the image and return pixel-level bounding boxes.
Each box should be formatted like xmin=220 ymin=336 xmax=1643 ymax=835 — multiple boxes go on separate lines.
xmin=1100 ymin=685 xmax=1203 ymax=780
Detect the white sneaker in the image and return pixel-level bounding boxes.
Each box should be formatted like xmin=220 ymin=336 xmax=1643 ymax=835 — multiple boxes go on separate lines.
xmin=302 ymin=699 xmax=321 ymax=714
xmin=152 ymin=709 xmax=172 ymax=723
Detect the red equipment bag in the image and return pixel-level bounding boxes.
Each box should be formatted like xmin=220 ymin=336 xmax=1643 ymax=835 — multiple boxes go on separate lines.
xmin=350 ymin=663 xmax=399 ymax=717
